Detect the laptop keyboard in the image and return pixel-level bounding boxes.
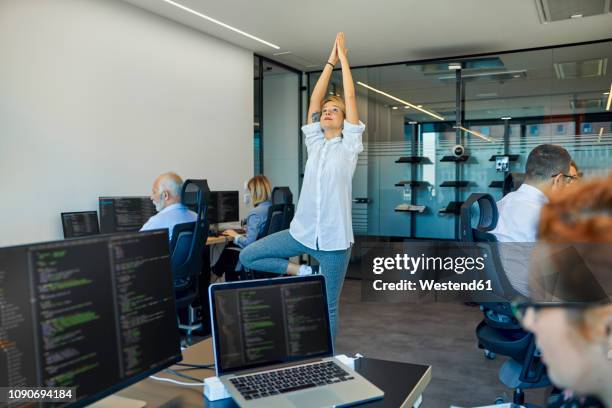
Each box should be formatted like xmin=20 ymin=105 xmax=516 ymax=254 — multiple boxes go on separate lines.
xmin=229 ymin=360 xmax=354 ymax=400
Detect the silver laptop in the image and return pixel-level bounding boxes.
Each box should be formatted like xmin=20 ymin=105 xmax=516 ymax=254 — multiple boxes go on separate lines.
xmin=209 ymin=275 xmax=384 ymax=407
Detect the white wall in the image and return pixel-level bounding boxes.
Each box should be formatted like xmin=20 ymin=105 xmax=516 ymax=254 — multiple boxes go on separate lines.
xmin=0 ymin=0 xmax=253 ymax=246
xmin=262 ymin=73 xmax=300 ymax=200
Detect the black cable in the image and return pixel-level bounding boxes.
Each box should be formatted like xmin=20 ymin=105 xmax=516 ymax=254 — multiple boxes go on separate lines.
xmin=175 ymin=362 xmax=215 ymax=369
xmin=163 ymin=369 xmax=202 ymax=383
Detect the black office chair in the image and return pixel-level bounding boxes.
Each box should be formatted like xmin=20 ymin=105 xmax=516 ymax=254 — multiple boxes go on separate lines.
xmin=271 ymin=186 xmax=295 ymax=232
xmin=169 ymin=179 xmax=210 ymax=336
xmin=503 ymin=172 xmax=525 ymax=196
xmin=460 ymin=193 xmax=549 ymax=406
xmin=239 ymin=187 xmax=296 ymax=281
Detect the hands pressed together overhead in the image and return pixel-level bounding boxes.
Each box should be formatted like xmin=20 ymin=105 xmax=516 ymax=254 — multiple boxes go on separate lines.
xmin=328 ymin=32 xmax=348 ymax=66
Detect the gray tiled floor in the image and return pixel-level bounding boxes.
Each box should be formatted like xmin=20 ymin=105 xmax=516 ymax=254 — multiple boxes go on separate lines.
xmin=335 ymin=279 xmax=548 ymax=408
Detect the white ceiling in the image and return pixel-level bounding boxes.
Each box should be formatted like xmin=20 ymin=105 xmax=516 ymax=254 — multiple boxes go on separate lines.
xmin=122 ymin=0 xmax=612 ymax=71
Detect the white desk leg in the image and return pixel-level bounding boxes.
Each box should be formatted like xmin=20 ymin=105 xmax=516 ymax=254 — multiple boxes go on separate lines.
xmin=413 ymin=394 xmax=423 ymax=408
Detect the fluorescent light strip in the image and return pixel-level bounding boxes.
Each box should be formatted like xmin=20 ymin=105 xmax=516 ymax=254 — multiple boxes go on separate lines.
xmin=454 ymin=125 xmax=494 ymax=142
xmin=357 ymin=81 xmax=445 ymax=121
xmin=438 ymin=70 xmax=527 ymax=80
xmin=161 ymin=0 xmax=280 ymax=49
xmin=607 ymin=83 xmax=612 ymax=111
xmin=598 ymin=127 xmax=604 ymax=143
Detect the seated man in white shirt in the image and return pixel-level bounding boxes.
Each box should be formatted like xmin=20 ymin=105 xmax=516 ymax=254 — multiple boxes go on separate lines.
xmin=491 ymin=144 xmax=573 ymax=296
xmin=140 ymin=172 xmax=197 ymax=241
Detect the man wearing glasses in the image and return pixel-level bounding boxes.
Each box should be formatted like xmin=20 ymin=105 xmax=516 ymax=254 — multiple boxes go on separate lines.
xmin=491 ymin=144 xmax=573 ymax=296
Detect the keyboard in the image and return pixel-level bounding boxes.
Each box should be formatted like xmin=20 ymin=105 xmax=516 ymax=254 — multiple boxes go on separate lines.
xmin=229 ymin=361 xmax=354 ymax=400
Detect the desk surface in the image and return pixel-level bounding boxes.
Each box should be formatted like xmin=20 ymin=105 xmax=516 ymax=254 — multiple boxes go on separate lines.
xmin=118 ymin=338 xmax=431 ymax=408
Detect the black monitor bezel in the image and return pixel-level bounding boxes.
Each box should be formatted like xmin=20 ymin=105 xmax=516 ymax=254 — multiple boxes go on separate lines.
xmin=209 ymin=275 xmax=333 ymax=377
xmin=0 ymin=230 xmax=183 ymax=407
xmin=60 ymin=210 xmax=100 ymax=239
xmin=208 ymin=190 xmax=240 ymax=224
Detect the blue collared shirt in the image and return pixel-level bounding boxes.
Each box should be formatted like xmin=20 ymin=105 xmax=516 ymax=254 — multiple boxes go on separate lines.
xmin=234 ymin=200 xmax=272 ymax=248
xmin=290 ymin=120 xmax=365 ymax=251
xmin=140 ymin=203 xmax=197 ymax=241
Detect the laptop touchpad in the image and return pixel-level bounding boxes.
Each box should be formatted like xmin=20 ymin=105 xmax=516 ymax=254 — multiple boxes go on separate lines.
xmin=287 ymin=389 xmax=343 ymax=407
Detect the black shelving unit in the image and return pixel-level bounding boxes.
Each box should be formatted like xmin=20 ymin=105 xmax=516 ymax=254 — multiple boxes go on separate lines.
xmin=440 ymin=181 xmax=470 ymax=188
xmin=439 ymin=201 xmax=464 ymax=215
xmin=440 ymin=155 xmax=470 ymax=162
xmin=394 ymin=151 xmax=431 ymax=235
xmin=394 ymin=205 xmax=427 ymax=213
xmin=395 ymin=180 xmax=429 ymax=187
xmin=395 ymin=156 xmax=433 ymax=164
xmin=488 ymin=154 xmax=519 ymax=162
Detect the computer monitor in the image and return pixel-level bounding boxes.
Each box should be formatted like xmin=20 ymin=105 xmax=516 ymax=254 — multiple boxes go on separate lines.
xmin=98 ymin=196 xmax=157 ymax=234
xmin=207 ymin=191 xmax=239 ymax=224
xmin=0 ymin=230 xmax=182 ymax=406
xmin=209 ymin=276 xmax=332 ymax=376
xmin=61 ymin=211 xmax=100 ymax=238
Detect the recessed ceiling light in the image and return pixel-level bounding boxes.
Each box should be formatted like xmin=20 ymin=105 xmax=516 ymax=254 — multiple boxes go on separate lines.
xmin=357 ymin=81 xmax=445 ymax=121
xmin=448 ymin=63 xmax=462 ymax=70
xmin=392 ymin=106 xmax=399 ymax=110
xmin=409 ymin=121 xmax=418 ymax=125
xmin=513 ymin=74 xmax=521 ymax=78
xmin=501 ymin=117 xmax=512 ymax=120
xmin=161 ymin=0 xmax=280 ymax=49
xmin=570 ymin=14 xmax=583 ymax=18
xmin=404 ymin=106 xmax=410 ymax=109
xmin=273 ymin=51 xmax=291 ymax=56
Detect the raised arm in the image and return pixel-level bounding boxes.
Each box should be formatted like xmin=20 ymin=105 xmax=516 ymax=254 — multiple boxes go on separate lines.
xmin=336 ymin=32 xmax=359 ymax=125
xmin=307 ymin=38 xmax=339 ymax=124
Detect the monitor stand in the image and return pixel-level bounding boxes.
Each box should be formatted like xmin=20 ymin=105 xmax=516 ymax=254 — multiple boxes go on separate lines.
xmin=90 ymin=395 xmax=146 ymax=408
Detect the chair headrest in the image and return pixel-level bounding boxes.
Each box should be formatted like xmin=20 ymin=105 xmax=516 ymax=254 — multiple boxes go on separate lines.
xmin=181 ymin=179 xmax=210 ymax=208
xmin=272 ymin=187 xmax=293 ymax=205
xmin=459 ymin=193 xmax=499 ymax=242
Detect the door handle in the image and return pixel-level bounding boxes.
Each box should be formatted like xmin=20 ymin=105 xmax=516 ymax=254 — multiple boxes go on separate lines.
xmin=353 ymin=198 xmax=370 ymax=204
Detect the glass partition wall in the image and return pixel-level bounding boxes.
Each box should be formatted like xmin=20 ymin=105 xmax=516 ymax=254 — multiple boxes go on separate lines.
xmin=307 ymin=40 xmax=612 ymax=240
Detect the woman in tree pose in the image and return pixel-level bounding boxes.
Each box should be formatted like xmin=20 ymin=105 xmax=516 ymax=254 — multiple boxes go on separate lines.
xmin=240 ymin=32 xmax=365 ymax=341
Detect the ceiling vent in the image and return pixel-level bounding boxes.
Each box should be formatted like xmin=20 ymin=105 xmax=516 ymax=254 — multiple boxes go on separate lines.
xmin=553 ymin=58 xmax=608 ymax=79
xmin=535 ymin=0 xmax=610 ymax=23
xmin=570 ymin=99 xmax=603 ymax=110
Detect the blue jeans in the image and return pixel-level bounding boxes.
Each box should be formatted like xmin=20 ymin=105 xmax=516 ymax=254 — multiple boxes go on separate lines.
xmin=239 ymin=229 xmax=352 ymax=342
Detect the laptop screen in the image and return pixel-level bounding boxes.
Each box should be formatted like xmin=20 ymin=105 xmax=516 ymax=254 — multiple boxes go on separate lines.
xmin=209 ymin=276 xmax=333 ymax=376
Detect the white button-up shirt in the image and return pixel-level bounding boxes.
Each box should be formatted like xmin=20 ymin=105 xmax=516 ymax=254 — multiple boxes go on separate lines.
xmin=491 ymin=183 xmax=548 ymax=296
xmin=491 ymin=183 xmax=548 ymax=243
xmin=289 ymin=120 xmax=365 ymax=251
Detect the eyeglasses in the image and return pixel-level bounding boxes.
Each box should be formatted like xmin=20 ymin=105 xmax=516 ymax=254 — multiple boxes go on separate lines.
xmin=511 ymin=300 xmax=597 ymax=322
xmin=551 ymin=173 xmax=578 ymax=183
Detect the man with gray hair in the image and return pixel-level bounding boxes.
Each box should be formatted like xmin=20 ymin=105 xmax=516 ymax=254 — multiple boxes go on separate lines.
xmin=491 ymin=144 xmax=573 ymax=295
xmin=140 ymin=172 xmax=196 ymax=240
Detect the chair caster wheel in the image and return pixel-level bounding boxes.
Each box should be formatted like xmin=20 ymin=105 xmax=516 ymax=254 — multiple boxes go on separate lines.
xmin=484 ymin=349 xmax=496 ymax=359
